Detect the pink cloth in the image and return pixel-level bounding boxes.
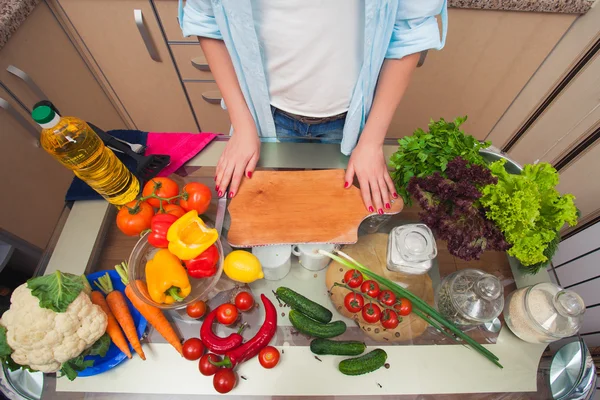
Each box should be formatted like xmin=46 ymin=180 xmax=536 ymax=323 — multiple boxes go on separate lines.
xmin=145 ymin=132 xmax=217 ymax=177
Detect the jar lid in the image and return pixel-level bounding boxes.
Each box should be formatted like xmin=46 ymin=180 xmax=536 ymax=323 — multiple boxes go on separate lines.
xmin=449 ymin=269 xmax=504 ymax=323
xmin=525 ymin=283 xmax=585 ymax=338
xmin=394 ymin=224 xmax=437 ymax=263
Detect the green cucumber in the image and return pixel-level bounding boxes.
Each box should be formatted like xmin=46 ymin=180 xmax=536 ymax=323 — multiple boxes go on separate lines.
xmin=338 ymin=349 xmax=388 ymax=376
xmin=276 ymin=287 xmax=332 ymax=323
xmin=310 ymin=339 xmax=366 ymax=356
xmin=289 ymin=310 xmax=346 ymax=338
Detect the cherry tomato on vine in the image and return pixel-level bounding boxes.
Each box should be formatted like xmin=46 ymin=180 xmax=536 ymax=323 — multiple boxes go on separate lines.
xmin=344 ymin=292 xmax=364 ymax=313
xmin=362 ymin=303 xmax=381 ymax=324
xmin=234 ymin=292 xmax=255 ymax=312
xmin=378 ymin=290 xmax=396 ymax=306
xmin=394 ymin=298 xmax=413 ymax=316
xmin=258 ymin=346 xmax=280 ymax=369
xmin=343 ymin=269 xmax=363 ymax=288
xmin=199 ymin=354 xmax=220 ymax=376
xmin=142 ymin=177 xmax=179 ymax=208
xmin=381 ymin=309 xmax=400 ymax=329
xmin=180 ymin=182 xmax=212 ymax=215
xmin=186 ymin=300 xmax=207 ymax=319
xmin=213 ymin=368 xmax=236 ymax=394
xmin=360 ymin=280 xmax=380 ymax=298
xmin=116 ymin=200 xmax=154 ymax=236
xmin=160 ymin=203 xmax=186 ymax=218
xmin=182 ymin=338 xmax=204 ymax=361
xmin=216 ymin=303 xmax=238 ymax=325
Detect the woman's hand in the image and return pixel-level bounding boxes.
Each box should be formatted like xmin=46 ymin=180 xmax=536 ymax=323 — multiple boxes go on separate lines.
xmin=344 ymin=140 xmax=397 ymax=213
xmin=215 ymin=125 xmax=260 ymax=198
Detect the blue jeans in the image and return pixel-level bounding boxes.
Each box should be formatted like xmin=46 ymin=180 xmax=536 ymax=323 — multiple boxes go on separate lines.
xmin=273 ymin=107 xmax=345 ymax=144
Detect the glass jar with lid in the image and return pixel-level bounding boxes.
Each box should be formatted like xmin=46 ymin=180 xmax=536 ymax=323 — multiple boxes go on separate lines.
xmin=504 ymin=283 xmax=585 ymax=344
xmin=386 ymin=224 xmax=437 ymax=275
xmin=436 ymin=269 xmax=504 ymax=326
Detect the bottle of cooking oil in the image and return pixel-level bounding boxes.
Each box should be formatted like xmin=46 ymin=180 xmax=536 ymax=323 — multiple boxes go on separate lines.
xmin=32 ymin=106 xmax=139 ymax=206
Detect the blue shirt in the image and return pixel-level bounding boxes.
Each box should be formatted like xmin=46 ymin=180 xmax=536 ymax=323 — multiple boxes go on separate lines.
xmin=179 ymin=0 xmax=448 ymax=155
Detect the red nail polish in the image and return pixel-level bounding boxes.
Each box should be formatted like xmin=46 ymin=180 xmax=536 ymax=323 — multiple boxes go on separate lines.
xmin=214 ymin=176 xmax=217 ymax=182
xmin=393 ymin=192 xmax=399 ymax=199
xmin=368 ymin=206 xmax=374 ymax=212
xmin=344 ymin=182 xmax=350 ymax=188
xmin=378 ymin=208 xmax=384 ymax=215
xmin=247 ymin=171 xmax=253 ymax=179
xmin=215 ymin=185 xmax=219 ymax=191
xmin=218 ymin=190 xmax=223 ymax=197
xmin=385 ymin=203 xmax=391 ymax=209
xmin=228 ymin=192 xmax=234 ymax=198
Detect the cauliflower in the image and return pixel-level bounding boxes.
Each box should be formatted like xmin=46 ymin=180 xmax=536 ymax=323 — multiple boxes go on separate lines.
xmin=0 ymin=283 xmax=107 ymax=373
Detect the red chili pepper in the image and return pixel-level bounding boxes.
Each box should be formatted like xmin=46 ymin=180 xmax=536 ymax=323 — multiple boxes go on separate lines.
xmin=200 ymin=307 xmax=245 ymax=355
xmin=147 ymin=213 xmax=178 ymax=248
xmin=184 ymin=244 xmax=219 ymax=278
xmin=209 ymin=294 xmax=277 ymax=369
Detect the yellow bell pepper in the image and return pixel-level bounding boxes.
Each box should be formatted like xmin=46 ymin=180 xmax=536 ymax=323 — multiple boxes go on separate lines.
xmin=167 ymin=210 xmax=218 ymax=260
xmin=145 ymin=249 xmax=191 ymax=304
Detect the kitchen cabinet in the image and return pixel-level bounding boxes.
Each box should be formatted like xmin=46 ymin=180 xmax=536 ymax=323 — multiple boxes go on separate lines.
xmin=56 ymin=0 xmax=198 ymax=133
xmin=170 ymin=44 xmax=213 ymax=81
xmin=0 ymin=2 xmax=125 ymax=130
xmin=185 ymin=82 xmax=230 ymax=134
xmin=154 ymin=0 xmax=196 ymax=43
xmin=0 ymin=86 xmax=71 ymax=249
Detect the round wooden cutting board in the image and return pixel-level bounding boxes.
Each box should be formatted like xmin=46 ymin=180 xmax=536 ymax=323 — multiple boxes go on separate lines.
xmin=325 ymin=233 xmax=434 ymax=343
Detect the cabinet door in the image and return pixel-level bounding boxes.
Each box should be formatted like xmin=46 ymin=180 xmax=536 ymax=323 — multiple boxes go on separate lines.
xmin=0 ymin=2 xmax=124 ymax=131
xmin=57 ymin=0 xmax=198 ymax=132
xmin=185 ymin=82 xmax=230 ymax=133
xmin=154 ymin=0 xmax=196 ymax=43
xmin=0 ymin=87 xmax=72 ymax=249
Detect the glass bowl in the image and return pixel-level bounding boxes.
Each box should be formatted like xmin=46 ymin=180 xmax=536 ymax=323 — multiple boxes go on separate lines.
xmin=127 ymin=231 xmax=224 ymax=310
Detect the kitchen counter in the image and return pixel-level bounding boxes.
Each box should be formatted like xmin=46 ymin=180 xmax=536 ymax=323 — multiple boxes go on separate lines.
xmin=0 ymin=0 xmax=594 ymax=52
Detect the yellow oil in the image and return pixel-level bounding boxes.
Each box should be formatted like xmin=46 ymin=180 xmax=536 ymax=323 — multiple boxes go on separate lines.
xmin=40 ymin=116 xmax=139 ymax=206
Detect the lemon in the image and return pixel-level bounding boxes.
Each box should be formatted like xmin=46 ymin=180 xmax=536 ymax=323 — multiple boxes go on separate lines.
xmin=223 ymin=250 xmax=264 ymax=283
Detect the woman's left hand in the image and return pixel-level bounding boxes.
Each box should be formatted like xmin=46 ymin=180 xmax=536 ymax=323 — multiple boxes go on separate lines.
xmin=344 ymin=140 xmax=398 ymax=213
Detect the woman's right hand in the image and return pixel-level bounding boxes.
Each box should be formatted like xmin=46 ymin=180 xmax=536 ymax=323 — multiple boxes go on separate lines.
xmin=215 ymin=125 xmax=260 ymax=198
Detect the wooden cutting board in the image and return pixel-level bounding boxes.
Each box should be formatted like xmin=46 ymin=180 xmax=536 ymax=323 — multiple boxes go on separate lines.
xmin=326 ymin=233 xmax=434 ymax=342
xmin=227 ymin=170 xmax=403 ymax=247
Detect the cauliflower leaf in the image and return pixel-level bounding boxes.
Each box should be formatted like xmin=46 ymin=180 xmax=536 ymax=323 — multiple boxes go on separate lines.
xmin=27 ymin=271 xmax=84 ymax=313
xmin=0 ymin=326 xmax=10 ymax=358
xmin=60 ymin=333 xmax=111 ymax=381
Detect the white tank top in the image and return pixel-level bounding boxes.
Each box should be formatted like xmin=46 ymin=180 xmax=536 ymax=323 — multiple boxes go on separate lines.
xmin=251 ymin=0 xmax=364 ymax=117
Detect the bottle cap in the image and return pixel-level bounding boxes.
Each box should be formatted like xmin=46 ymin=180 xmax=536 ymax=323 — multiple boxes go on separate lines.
xmin=32 ymin=105 xmax=55 ymax=124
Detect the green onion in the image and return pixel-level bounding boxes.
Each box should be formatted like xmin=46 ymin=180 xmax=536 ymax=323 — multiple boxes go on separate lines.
xmin=320 ymin=249 xmax=503 ymax=368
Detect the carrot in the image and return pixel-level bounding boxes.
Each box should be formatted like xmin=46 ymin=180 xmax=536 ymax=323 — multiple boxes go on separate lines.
xmin=95 ymin=273 xmax=146 ymax=360
xmin=90 ymin=289 xmax=132 ymax=359
xmin=115 ymin=262 xmax=183 ymax=356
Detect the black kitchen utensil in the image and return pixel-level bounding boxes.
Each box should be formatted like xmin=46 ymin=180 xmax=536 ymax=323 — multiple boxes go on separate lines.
xmin=88 ymin=123 xmax=170 ymax=183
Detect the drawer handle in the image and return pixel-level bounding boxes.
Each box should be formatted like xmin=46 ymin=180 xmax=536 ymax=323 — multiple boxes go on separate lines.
xmin=202 ymin=91 xmax=222 ymax=104
xmin=134 ymin=9 xmax=161 ymax=62
xmin=191 ymin=57 xmax=210 ymax=71
xmin=7 ymin=65 xmax=48 ymax=101
xmin=0 ymin=97 xmax=41 ymax=146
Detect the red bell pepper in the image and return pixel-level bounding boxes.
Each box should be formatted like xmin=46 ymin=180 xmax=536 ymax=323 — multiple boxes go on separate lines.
xmin=147 ymin=213 xmax=178 ymax=248
xmin=209 ymin=294 xmax=277 ymax=369
xmin=184 ymin=244 xmax=219 ymax=278
xmin=200 ymin=307 xmax=245 ymax=354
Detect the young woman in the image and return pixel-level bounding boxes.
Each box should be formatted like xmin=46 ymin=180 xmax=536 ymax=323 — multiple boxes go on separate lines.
xmin=179 ymin=1 xmax=447 ymax=213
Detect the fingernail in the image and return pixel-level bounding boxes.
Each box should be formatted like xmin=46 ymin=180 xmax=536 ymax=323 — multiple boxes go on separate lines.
xmin=247 ymin=171 xmax=253 ymax=179
xmin=215 ymin=185 xmax=219 ymax=192
xmin=228 ymin=192 xmax=235 ymax=198
xmin=368 ymin=206 xmax=374 ymax=213
xmin=214 ymin=176 xmax=217 ymax=182
xmin=393 ymin=192 xmax=399 ymax=199
xmin=218 ymin=190 xmax=223 ymax=197
xmin=344 ymin=182 xmax=350 ymax=189
xmin=385 ymin=203 xmax=391 ymax=209
xmin=378 ymin=208 xmax=384 ymax=215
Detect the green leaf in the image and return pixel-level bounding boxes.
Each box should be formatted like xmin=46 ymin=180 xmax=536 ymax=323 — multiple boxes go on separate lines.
xmin=59 ymin=334 xmax=111 ymax=381
xmin=0 ymin=326 xmax=12 ymax=358
xmin=27 ymin=271 xmax=84 ymax=313
xmin=87 ymin=334 xmax=111 ymax=358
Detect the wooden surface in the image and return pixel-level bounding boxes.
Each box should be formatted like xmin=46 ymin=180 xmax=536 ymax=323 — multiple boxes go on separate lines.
xmin=227 ymin=170 xmax=404 ymax=247
xmin=326 ymin=233 xmax=433 ymax=343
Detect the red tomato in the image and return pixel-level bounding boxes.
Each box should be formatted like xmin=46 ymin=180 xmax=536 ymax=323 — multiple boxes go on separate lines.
xmin=116 ymin=200 xmax=154 ymax=236
xmin=378 ymin=290 xmax=396 ymax=306
xmin=394 ymin=298 xmax=413 ymax=316
xmin=258 ymin=346 xmax=280 ymax=369
xmin=182 ymin=338 xmax=204 ymax=361
xmin=213 ymin=368 xmax=236 ymax=394
xmin=344 ymin=292 xmax=364 ymax=313
xmin=180 ymin=182 xmax=212 ymax=215
xmin=234 ymin=291 xmax=255 ymax=312
xmin=142 ymin=177 xmax=179 ymax=208
xmin=360 ymin=280 xmax=380 ymax=298
xmin=160 ymin=204 xmax=186 ymax=218
xmin=343 ymin=269 xmax=363 ymax=288
xmin=381 ymin=309 xmax=400 ymax=329
xmin=186 ymin=300 xmax=207 ymax=319
xmin=199 ymin=354 xmax=220 ymax=376
xmin=361 ymin=303 xmax=381 ymax=324
xmin=216 ymin=303 xmax=238 ymax=325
